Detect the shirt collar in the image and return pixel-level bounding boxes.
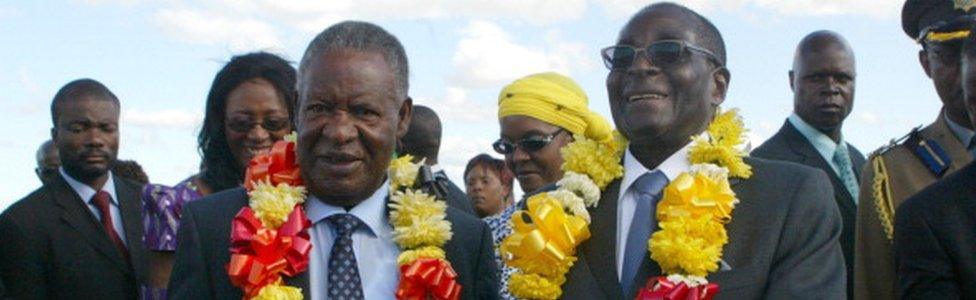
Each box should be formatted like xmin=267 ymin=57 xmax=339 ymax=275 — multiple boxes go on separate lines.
xmin=59 ymin=167 xmax=117 ymax=205
xmin=944 ymin=112 xmax=975 ymax=148
xmin=305 ymin=179 xmax=391 ymax=237
xmin=788 ymin=113 xmax=845 ymax=159
xmin=620 ymin=141 xmax=692 ymax=195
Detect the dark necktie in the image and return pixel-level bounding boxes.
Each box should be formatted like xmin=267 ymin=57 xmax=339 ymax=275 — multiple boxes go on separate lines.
xmin=621 ymin=170 xmax=669 ymax=294
xmin=90 ymin=191 xmax=129 ymax=262
xmin=326 ymin=213 xmax=365 ymax=300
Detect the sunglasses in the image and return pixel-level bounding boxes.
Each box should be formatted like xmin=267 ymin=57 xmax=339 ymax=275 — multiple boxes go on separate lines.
xmin=493 ymin=128 xmax=566 ymax=155
xmin=601 ymin=40 xmax=723 ymax=70
xmin=226 ymin=117 xmax=290 ymax=133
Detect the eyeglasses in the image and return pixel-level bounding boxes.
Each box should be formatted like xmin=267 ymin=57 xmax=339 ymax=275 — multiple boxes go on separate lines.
xmin=226 ymin=117 xmax=290 ymax=133
xmin=493 ymin=128 xmax=566 ymax=155
xmin=601 ymin=40 xmax=723 ymax=70
xmin=35 ymin=166 xmax=59 ymax=181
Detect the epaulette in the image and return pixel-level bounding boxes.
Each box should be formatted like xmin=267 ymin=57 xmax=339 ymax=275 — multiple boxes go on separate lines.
xmin=869 ymin=125 xmax=919 ymax=157
xmin=904 ymin=128 xmax=952 ymax=178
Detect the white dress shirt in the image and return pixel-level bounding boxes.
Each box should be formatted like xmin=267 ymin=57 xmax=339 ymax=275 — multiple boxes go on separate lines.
xmin=615 ymin=144 xmax=691 ymax=279
xmin=306 ymin=180 xmax=400 ymax=300
xmin=59 ymin=167 xmax=126 ymax=244
xmin=788 ymin=113 xmax=849 ymax=176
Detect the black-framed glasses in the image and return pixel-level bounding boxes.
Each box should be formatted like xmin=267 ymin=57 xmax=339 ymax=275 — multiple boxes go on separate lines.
xmin=493 ymin=128 xmax=566 ymax=155
xmin=601 ymin=40 xmax=723 ymax=70
xmin=226 ymin=117 xmax=290 ymax=133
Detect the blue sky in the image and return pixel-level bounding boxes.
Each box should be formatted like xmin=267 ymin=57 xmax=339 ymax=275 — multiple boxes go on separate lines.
xmin=0 ymin=1 xmax=939 ymax=211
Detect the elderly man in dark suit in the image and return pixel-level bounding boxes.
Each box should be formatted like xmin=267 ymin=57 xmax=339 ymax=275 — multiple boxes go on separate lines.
xmin=168 ymin=21 xmax=499 ymax=299
xmin=752 ymin=30 xmax=865 ymax=298
xmin=892 ymin=21 xmax=976 ymax=299
xmin=0 ymin=79 xmax=149 ymax=299
xmin=558 ymin=3 xmax=846 ymax=299
xmin=399 ymin=104 xmax=476 ymax=215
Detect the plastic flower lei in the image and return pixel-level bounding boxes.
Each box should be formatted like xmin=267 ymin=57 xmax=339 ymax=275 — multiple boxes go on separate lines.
xmin=227 ymin=133 xmax=313 ymax=300
xmin=388 ymin=155 xmax=462 ymax=300
xmin=637 ymin=108 xmax=752 ymax=300
xmin=501 ymin=131 xmax=627 ymax=299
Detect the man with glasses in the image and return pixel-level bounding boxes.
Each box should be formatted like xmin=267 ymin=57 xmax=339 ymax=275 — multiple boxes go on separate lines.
xmin=560 ymin=3 xmax=845 ymax=298
xmin=35 ymin=140 xmax=61 ymax=185
xmin=855 ymin=1 xmax=976 ymax=299
xmin=493 ymin=71 xmax=614 ymax=299
xmin=752 ymin=30 xmax=863 ymax=299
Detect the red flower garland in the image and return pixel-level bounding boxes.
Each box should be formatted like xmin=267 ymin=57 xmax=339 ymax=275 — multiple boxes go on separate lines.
xmin=228 ymin=139 xmax=312 ymax=299
xmin=395 ymin=258 xmax=462 ymax=300
xmin=636 ymin=276 xmax=719 ymax=300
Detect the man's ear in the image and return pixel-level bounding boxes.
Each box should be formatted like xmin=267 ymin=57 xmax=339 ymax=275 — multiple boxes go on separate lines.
xmin=919 ymin=49 xmax=934 ymax=78
xmin=788 ymin=70 xmax=796 ymax=92
xmin=396 ymin=97 xmax=413 ymax=139
xmin=711 ymin=67 xmax=730 ymax=106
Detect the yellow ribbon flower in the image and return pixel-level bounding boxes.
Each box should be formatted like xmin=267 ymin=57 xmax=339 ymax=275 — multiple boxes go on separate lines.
xmin=656 ymin=167 xmax=738 ymax=224
xmin=501 ymin=194 xmax=588 ymax=277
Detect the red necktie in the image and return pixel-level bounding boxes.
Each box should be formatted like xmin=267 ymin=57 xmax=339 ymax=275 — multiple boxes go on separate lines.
xmin=91 ymin=191 xmax=130 ymax=262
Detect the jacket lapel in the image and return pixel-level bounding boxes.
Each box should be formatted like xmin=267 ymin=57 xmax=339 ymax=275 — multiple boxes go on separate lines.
xmin=927 ymin=111 xmax=973 ymax=174
xmin=51 ymin=174 xmax=132 ymax=273
xmin=283 ymin=272 xmax=310 ymax=298
xmin=117 ymin=179 xmax=147 ymax=278
xmin=781 ymin=122 xmax=857 ymax=210
xmin=580 ymin=179 xmax=625 ymax=299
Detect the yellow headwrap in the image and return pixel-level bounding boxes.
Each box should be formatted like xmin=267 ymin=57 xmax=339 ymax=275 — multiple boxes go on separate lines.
xmin=497 ymin=72 xmax=613 ymax=143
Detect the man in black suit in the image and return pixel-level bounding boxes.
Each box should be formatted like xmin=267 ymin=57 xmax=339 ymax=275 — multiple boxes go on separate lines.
xmin=400 ymin=104 xmax=476 ymax=215
xmin=560 ymin=3 xmax=846 ymax=299
xmin=752 ymin=30 xmax=865 ymax=298
xmin=0 ymin=79 xmax=149 ymax=299
xmin=893 ymin=22 xmax=976 ymax=299
xmin=168 ymin=21 xmax=499 ymax=299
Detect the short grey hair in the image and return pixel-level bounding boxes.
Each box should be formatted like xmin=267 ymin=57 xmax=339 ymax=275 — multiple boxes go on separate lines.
xmin=298 ymin=21 xmax=409 ymax=99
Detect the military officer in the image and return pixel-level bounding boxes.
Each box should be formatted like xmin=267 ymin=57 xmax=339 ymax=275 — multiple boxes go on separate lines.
xmin=854 ymin=1 xmax=976 ymax=299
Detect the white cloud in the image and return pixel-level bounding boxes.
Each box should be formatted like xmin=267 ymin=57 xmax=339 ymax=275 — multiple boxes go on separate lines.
xmin=449 ymin=20 xmax=593 ymax=89
xmin=152 ymin=8 xmax=283 ymax=52
xmin=437 ymin=134 xmax=496 ymax=183
xmin=415 ymin=87 xmax=497 ymax=124
xmin=122 ymin=108 xmax=203 ymax=129
xmin=596 ymin=0 xmax=900 ymax=20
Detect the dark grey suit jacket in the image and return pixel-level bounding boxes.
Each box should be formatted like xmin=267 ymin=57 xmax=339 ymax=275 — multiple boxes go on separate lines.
xmin=168 ymin=187 xmax=500 ymax=299
xmin=894 ymin=161 xmax=976 ymax=299
xmin=0 ymin=174 xmax=149 ymax=299
xmin=560 ymin=157 xmax=846 ymax=299
xmin=752 ymin=120 xmax=865 ymax=298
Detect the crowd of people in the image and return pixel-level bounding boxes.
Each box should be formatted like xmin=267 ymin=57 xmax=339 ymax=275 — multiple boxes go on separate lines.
xmin=1 ymin=0 xmax=975 ymax=299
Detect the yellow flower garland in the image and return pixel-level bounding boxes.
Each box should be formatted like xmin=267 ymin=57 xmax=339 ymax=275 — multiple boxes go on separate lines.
xmin=649 ymin=108 xmax=751 ymax=283
xmin=503 ymin=131 xmax=627 ymax=299
xmin=387 ymin=155 xmax=454 ymax=267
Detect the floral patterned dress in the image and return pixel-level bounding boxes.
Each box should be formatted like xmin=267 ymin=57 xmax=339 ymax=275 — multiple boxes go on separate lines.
xmin=484 ymin=204 xmax=519 ymax=299
xmin=140 ymin=177 xmax=203 ymax=300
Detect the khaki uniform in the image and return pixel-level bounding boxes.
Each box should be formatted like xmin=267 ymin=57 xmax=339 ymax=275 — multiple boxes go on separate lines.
xmin=853 ymin=111 xmax=972 ymax=300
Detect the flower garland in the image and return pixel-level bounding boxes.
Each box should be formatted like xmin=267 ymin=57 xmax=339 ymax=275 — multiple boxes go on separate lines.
xmin=501 ymin=131 xmax=627 ymax=300
xmin=228 ymin=134 xmax=313 ymax=300
xmin=388 ymin=155 xmax=462 ymax=300
xmin=637 ymin=108 xmax=752 ymax=300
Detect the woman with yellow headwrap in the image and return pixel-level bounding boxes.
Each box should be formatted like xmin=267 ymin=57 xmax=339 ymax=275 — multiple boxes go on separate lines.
xmin=485 ymin=72 xmax=614 ymax=299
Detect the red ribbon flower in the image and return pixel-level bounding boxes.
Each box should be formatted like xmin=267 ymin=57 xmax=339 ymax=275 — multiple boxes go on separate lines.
xmin=227 ymin=206 xmax=312 ymax=298
xmin=244 ymin=140 xmax=303 ymax=191
xmin=636 ymin=276 xmax=719 ymax=300
xmin=395 ymin=258 xmax=462 ymax=300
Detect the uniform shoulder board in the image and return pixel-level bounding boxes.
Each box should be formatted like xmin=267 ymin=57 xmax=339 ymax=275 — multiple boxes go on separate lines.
xmin=870 ymin=125 xmax=921 ymax=157
xmin=905 ymin=128 xmax=952 ymax=177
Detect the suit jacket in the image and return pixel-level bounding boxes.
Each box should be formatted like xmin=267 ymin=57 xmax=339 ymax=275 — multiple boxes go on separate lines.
xmin=560 ymin=157 xmax=846 ymax=299
xmin=0 ymin=173 xmax=149 ymax=299
xmin=894 ymin=161 xmax=976 ymax=299
xmin=438 ymin=171 xmax=476 ymax=216
xmin=855 ymin=112 xmax=972 ymax=300
xmin=752 ymin=120 xmax=865 ymax=298
xmin=168 ymin=187 xmax=499 ymax=299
